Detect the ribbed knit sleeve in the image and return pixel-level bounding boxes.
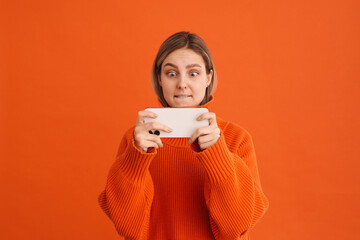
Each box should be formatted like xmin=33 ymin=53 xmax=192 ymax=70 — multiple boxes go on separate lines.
xmin=193 ymin=124 xmax=269 ymax=240
xmin=98 ymin=127 xmax=156 ymax=240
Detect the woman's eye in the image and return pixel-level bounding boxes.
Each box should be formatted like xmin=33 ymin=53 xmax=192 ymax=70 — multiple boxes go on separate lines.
xmin=190 ymin=72 xmax=199 ymax=77
xmin=167 ymin=72 xmax=176 ymax=77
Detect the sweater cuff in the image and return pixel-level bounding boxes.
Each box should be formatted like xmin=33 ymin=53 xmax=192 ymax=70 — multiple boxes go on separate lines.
xmin=192 ymin=132 xmax=234 ymax=184
xmin=118 ymin=134 xmax=157 ymax=184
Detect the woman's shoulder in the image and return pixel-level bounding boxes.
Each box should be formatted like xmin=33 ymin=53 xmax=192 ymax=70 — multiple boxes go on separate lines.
xmin=216 ymin=116 xmax=254 ymax=148
xmin=217 ymin=116 xmax=251 ymax=134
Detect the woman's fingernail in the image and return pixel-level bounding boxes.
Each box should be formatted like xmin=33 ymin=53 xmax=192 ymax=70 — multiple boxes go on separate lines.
xmin=188 ymin=139 xmax=192 ymax=144
xmin=196 ymin=117 xmax=201 ymax=121
xmin=154 ymin=113 xmax=158 ymax=118
xmin=168 ymin=128 xmax=173 ymax=132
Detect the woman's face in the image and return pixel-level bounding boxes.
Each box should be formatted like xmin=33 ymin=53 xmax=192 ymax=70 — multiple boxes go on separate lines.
xmin=159 ymin=48 xmax=213 ymax=107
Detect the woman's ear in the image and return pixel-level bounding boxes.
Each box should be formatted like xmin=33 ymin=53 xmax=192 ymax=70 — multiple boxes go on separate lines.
xmin=206 ymin=69 xmax=213 ymax=87
xmin=158 ymin=74 xmax=162 ymax=86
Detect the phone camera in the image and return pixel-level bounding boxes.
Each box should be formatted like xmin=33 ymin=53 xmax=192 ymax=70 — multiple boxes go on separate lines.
xmin=149 ymin=130 xmax=160 ymax=136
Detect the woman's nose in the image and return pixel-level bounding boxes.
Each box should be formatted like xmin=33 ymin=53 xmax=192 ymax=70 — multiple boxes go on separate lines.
xmin=177 ymin=75 xmax=188 ymax=89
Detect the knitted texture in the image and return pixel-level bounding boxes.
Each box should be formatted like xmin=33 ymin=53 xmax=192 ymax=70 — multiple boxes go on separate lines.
xmin=99 ymin=101 xmax=269 ymax=240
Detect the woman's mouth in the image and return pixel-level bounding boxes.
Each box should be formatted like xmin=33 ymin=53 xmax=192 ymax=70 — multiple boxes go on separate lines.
xmin=174 ymin=95 xmax=192 ymax=99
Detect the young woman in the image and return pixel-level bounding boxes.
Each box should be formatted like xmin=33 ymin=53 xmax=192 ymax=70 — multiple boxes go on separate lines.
xmin=99 ymin=32 xmax=269 ymax=240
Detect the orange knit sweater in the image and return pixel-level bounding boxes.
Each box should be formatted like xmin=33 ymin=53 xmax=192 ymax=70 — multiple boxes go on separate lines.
xmin=99 ymin=101 xmax=269 ymax=240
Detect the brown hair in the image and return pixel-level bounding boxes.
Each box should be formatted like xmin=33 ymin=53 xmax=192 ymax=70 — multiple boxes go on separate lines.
xmin=151 ymin=31 xmax=217 ymax=107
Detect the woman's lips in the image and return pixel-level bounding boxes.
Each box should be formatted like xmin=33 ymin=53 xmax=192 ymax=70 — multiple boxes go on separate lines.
xmin=174 ymin=95 xmax=192 ymax=98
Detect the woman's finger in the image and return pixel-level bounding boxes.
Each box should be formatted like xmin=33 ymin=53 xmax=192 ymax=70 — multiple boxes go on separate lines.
xmin=134 ymin=129 xmax=164 ymax=147
xmin=144 ymin=122 xmax=172 ymax=133
xmin=188 ymin=125 xmax=218 ymax=144
xmin=197 ymin=112 xmax=217 ymax=126
xmin=137 ymin=139 xmax=161 ymax=153
xmin=137 ymin=110 xmax=158 ymax=125
xmin=144 ymin=134 xmax=163 ymax=148
xmin=144 ymin=140 xmax=160 ymax=149
xmin=198 ymin=131 xmax=220 ymax=146
xmin=199 ymin=138 xmax=218 ymax=150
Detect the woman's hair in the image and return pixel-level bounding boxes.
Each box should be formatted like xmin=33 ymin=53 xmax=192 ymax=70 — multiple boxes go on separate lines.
xmin=152 ymin=31 xmax=217 ymax=107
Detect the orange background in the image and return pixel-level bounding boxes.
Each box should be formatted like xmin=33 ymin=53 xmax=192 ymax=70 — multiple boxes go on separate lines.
xmin=1 ymin=0 xmax=359 ymax=239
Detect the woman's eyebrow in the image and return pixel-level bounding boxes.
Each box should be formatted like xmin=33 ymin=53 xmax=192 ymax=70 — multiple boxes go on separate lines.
xmin=186 ymin=64 xmax=202 ymax=68
xmin=163 ymin=63 xmax=178 ymax=68
xmin=163 ymin=63 xmax=202 ymax=69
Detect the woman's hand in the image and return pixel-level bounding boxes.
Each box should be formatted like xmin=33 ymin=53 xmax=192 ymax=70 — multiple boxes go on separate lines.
xmin=134 ymin=110 xmax=172 ymax=153
xmin=188 ymin=112 xmax=220 ymax=151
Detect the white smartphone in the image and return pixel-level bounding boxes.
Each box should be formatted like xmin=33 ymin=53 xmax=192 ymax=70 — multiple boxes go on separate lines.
xmin=144 ymin=107 xmax=209 ymax=138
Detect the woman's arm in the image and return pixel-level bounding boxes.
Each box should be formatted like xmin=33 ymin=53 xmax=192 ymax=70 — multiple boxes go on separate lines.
xmin=193 ymin=124 xmax=269 ymax=240
xmin=98 ymin=127 xmax=156 ymax=240
xmin=99 ymin=110 xmax=171 ymax=239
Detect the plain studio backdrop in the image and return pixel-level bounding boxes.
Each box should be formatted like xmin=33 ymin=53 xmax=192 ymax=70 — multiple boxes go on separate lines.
xmin=1 ymin=0 xmax=359 ymax=239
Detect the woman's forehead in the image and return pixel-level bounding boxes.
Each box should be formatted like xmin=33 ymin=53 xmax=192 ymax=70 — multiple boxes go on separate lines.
xmin=163 ymin=48 xmax=205 ymax=67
